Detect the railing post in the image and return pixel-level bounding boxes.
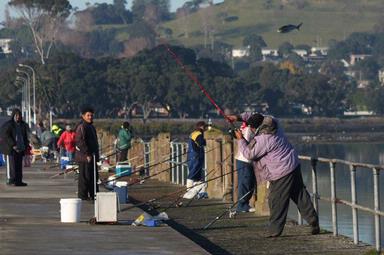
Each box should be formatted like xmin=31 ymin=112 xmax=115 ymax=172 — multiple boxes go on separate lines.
xmin=373 ymin=167 xmax=381 ymax=252
xmin=176 ymin=143 xmax=181 ymax=184
xmin=350 ymin=165 xmax=359 ymax=244
xmin=170 ymin=142 xmax=175 ymax=183
xmin=145 ymin=142 xmax=150 ymax=177
xmin=311 ymin=158 xmax=319 ymax=213
xmin=181 ymin=143 xmax=186 ymax=185
xmin=330 ymin=161 xmax=338 ymax=236
xmin=6 ymin=155 xmax=10 ymax=183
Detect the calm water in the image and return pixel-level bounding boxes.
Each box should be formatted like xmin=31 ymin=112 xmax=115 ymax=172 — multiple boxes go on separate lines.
xmin=288 ymin=143 xmax=384 ymax=247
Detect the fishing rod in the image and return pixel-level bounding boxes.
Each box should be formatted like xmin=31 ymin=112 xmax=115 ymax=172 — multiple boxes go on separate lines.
xmin=202 ymin=190 xmax=253 ymax=230
xmin=160 ymin=152 xmax=233 ymax=211
xmin=102 ymin=144 xmax=223 ymax=185
xmin=161 ymin=167 xmax=217 ymax=213
xmin=123 ymin=163 xmax=244 ymax=212
xmin=184 ymin=152 xmax=234 ymax=208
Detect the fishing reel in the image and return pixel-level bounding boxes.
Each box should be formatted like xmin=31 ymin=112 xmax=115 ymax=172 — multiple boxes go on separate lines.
xmin=227 ymin=127 xmax=239 ymax=139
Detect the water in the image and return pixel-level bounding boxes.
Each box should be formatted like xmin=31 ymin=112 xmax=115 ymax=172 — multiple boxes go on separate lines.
xmin=288 ymin=143 xmax=384 ymax=247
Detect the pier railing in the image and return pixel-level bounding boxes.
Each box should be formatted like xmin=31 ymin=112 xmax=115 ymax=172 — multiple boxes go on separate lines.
xmin=299 ymin=156 xmax=383 ymax=252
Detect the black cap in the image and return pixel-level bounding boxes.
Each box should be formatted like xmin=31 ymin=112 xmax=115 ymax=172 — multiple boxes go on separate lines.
xmin=247 ymin=113 xmax=264 ymax=129
xmin=81 ymin=105 xmax=94 ymax=115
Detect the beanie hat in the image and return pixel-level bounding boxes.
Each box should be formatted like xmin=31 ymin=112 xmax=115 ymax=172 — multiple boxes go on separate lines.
xmin=247 ymin=113 xmax=264 ymax=129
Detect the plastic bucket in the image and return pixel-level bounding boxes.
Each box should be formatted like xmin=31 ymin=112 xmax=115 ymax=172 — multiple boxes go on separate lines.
xmin=114 ymin=181 xmax=128 ymax=204
xmin=60 ymin=198 xmax=82 ymax=223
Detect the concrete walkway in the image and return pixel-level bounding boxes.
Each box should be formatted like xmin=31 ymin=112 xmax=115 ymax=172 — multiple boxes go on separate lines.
xmin=0 ymin=162 xmax=209 ymax=255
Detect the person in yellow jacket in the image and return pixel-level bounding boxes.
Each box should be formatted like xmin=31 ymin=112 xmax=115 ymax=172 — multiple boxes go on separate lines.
xmin=183 ymin=121 xmax=208 ymax=199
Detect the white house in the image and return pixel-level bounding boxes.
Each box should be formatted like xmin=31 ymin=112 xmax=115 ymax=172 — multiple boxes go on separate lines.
xmin=350 ymin=54 xmax=371 ymax=66
xmin=292 ymin=49 xmax=308 ymax=57
xmin=232 ymin=47 xmax=249 ymax=58
xmin=261 ymin=48 xmax=279 ymax=57
xmin=0 ymin=38 xmax=12 ymax=54
xmin=311 ymin=47 xmax=328 ymax=56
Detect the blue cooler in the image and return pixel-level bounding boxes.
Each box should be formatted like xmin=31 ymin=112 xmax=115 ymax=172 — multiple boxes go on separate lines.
xmin=60 ymin=156 xmax=70 ymax=170
xmin=115 ymin=163 xmax=132 ymax=177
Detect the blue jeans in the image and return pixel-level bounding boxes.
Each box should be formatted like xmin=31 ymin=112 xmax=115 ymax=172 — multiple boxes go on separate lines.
xmin=237 ymin=159 xmax=256 ymax=211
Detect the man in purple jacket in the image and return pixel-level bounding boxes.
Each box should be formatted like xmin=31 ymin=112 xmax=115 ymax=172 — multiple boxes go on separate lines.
xmin=229 ymin=112 xmax=319 ymax=237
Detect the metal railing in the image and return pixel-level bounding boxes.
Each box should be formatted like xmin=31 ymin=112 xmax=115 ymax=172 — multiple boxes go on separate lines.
xmin=170 ymin=142 xmax=188 ymax=185
xmin=299 ymin=155 xmax=383 ymax=252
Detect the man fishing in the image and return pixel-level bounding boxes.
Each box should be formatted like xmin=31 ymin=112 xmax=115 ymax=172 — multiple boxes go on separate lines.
xmin=228 ymin=112 xmax=320 ymax=237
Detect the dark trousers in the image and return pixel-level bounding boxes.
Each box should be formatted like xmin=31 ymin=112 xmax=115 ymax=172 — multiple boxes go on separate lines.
xmin=9 ymin=151 xmax=24 ymax=184
xmin=78 ymin=160 xmax=99 ymax=200
xmin=236 ymin=160 xmax=256 ymax=211
xmin=116 ymin=148 xmax=128 ymax=163
xmin=268 ymin=165 xmax=318 ymax=235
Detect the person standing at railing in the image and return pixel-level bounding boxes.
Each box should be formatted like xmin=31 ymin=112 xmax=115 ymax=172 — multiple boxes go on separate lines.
xmin=227 ymin=114 xmax=256 ymax=213
xmin=183 ymin=121 xmax=208 ymax=199
xmin=232 ymin=112 xmax=320 ymax=237
xmin=116 ymin=121 xmax=132 ymax=163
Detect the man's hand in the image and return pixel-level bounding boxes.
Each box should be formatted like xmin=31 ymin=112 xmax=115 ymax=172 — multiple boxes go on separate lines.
xmin=86 ymin=156 xmax=92 ymax=163
xmin=225 ymin=115 xmax=238 ymax=123
xmin=234 ymin=129 xmax=243 ymax=140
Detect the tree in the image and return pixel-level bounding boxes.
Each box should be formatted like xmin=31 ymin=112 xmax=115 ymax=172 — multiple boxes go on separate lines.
xmin=8 ymin=0 xmax=72 ymax=64
xmin=113 ymin=0 xmax=131 ymax=24
xmin=278 ymin=42 xmax=294 ymax=57
xmin=243 ymin=34 xmax=266 ymax=61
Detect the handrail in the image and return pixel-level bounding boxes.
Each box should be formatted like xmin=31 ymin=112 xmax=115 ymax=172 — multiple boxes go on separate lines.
xmin=299 ymin=155 xmax=382 ymax=252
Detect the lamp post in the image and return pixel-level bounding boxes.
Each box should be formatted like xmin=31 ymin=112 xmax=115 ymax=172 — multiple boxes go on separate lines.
xmin=15 ymin=76 xmax=28 ymax=124
xmin=18 ymin=64 xmax=36 ymax=125
xmin=16 ymin=69 xmax=31 ymax=127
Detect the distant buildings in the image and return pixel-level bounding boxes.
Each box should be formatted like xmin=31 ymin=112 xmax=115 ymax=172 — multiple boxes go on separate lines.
xmin=0 ymin=38 xmax=13 ymax=54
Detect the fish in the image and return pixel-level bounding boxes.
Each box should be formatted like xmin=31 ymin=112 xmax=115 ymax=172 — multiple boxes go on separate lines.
xmin=277 ymin=23 xmax=302 ymax=33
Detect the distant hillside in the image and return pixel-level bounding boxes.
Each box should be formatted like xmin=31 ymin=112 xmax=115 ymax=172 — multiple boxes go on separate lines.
xmin=163 ymin=0 xmax=384 ymax=48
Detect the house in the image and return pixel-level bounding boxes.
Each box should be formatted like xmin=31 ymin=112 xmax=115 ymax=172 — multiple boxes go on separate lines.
xmin=0 ymin=38 xmax=12 ymax=54
xmin=311 ymin=47 xmax=328 ymax=56
xmin=379 ymin=70 xmax=384 ymax=85
xmin=261 ymin=48 xmax=279 ymax=57
xmin=292 ymin=49 xmax=308 ymax=58
xmin=232 ymin=47 xmax=249 ymax=58
xmin=350 ymin=54 xmax=371 ymax=66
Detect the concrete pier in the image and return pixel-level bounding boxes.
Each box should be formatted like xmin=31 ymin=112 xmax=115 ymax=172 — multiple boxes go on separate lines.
xmin=0 ymin=162 xmax=209 ymax=255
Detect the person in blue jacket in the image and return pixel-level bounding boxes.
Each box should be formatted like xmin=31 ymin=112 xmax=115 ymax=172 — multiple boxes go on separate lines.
xmin=184 ymin=121 xmax=208 ymax=199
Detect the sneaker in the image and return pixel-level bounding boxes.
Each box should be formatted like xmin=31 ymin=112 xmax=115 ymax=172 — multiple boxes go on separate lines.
xmin=237 ymin=207 xmax=256 ymax=213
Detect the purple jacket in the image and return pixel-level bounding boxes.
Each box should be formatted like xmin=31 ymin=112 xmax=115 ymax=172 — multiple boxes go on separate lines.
xmin=237 ymin=113 xmax=299 ymax=181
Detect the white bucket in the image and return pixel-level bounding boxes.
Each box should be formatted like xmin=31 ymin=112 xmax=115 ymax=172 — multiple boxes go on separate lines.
xmin=60 ymin=198 xmax=82 ymax=223
xmin=114 ymin=181 xmax=128 ymax=204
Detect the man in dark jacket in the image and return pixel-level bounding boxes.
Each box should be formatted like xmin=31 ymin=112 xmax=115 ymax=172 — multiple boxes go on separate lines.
xmin=75 ymin=106 xmax=99 ymax=200
xmin=0 ymin=108 xmax=29 ymax=186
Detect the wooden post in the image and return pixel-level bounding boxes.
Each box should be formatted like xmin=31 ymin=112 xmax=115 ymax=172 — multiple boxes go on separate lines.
xmin=222 ymin=135 xmax=234 ymax=202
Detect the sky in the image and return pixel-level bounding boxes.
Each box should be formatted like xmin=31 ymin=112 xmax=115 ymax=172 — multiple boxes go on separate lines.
xmin=0 ymin=0 xmax=191 ymax=23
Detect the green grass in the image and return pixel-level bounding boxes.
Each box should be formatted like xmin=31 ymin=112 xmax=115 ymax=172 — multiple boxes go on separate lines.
xmin=162 ymin=0 xmax=384 ymax=48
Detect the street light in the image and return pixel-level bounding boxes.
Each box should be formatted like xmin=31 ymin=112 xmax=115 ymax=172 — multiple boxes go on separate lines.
xmin=15 ymin=76 xmax=28 ymax=124
xmin=16 ymin=69 xmax=31 ymax=127
xmin=18 ymin=64 xmax=36 ymax=125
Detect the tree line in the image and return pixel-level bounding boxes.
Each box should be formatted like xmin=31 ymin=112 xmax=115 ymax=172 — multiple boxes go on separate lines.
xmin=0 ymin=44 xmax=359 ymax=118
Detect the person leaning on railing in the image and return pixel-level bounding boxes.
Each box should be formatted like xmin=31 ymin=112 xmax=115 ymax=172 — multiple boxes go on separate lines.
xmin=231 ymin=112 xmax=320 ymax=237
